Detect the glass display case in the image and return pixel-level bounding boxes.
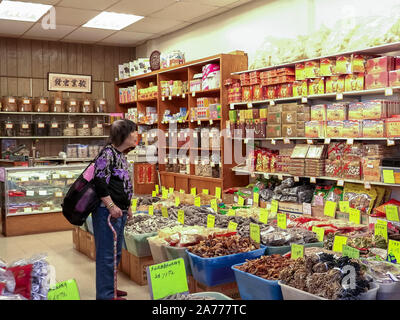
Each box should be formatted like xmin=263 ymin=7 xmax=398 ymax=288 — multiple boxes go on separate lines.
xmin=1 ymin=165 xmax=86 ymax=217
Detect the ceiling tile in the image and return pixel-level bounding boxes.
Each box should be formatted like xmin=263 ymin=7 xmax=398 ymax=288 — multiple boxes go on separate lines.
xmin=56 ymin=0 xmax=120 ymax=11
xmin=51 ymin=7 xmax=100 ymax=26
xmin=107 ymin=0 xmax=177 ymax=16
xmin=62 ymin=27 xmax=115 ymax=43
xmin=0 ymin=20 xmax=34 ymax=36
xmin=159 ymin=21 xmax=191 ymax=36
xmin=188 ymin=7 xmax=230 ymax=23
xmin=226 ymin=0 xmax=253 ymax=8
xmin=101 ymin=31 xmax=154 ymax=45
xmin=182 ymin=0 xmax=239 ymax=7
xmin=18 ymin=0 xmax=60 ymax=4
xmin=123 ymin=17 xmax=185 ymax=34
xmin=22 ymin=23 xmax=77 ymax=40
xmin=150 ymin=2 xmax=219 ymax=21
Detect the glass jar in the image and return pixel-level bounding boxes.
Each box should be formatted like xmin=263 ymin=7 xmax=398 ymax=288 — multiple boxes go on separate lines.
xmin=192 ymin=128 xmax=201 ymax=148
xmin=67 ymin=98 xmax=79 ymax=113
xmin=19 ymin=97 xmax=33 ymax=112
xmin=78 ymin=144 xmax=88 ymax=158
xmin=3 ymin=96 xmax=17 ymax=112
xmin=3 ymin=117 xmax=16 ymax=137
xmin=200 ymin=128 xmax=210 ymax=149
xmin=35 ymin=97 xmax=50 ymax=112
xmin=210 ymin=128 xmax=220 ymax=149
xmin=82 ymin=99 xmax=94 ymax=113
xmin=165 ymin=157 xmax=173 ymax=172
xmin=77 ymin=119 xmax=91 ymax=136
xmin=64 ymin=120 xmax=77 ymax=136
xmin=34 ymin=117 xmax=48 ymax=136
xmin=91 ymin=119 xmax=104 ymax=136
xmin=51 ymin=98 xmax=64 ymax=113
xmin=95 ymin=99 xmax=108 ymax=113
xmin=49 ymin=117 xmax=62 ymax=136
xmin=18 ymin=117 xmax=33 ymax=136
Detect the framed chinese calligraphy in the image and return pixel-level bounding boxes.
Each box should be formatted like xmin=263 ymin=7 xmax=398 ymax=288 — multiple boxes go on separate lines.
xmin=48 ymin=73 xmax=92 ymax=93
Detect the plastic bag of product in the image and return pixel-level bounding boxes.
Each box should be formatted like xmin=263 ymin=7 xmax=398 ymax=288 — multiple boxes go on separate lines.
xmin=321 ymin=18 xmax=358 ymax=56
xmin=303 ymin=25 xmax=331 ymax=59
xmin=259 ymin=188 xmax=274 ymax=202
xmin=0 ymin=294 xmax=28 ymax=300
xmin=0 ymin=268 xmax=16 ymax=294
xmin=325 ymin=186 xmax=344 ymax=204
xmin=0 ymin=258 xmax=6 ymax=269
xmin=262 ymin=231 xmax=292 ymax=246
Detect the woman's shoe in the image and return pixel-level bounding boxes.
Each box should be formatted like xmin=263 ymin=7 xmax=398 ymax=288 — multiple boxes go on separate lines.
xmin=117 ymin=290 xmax=128 ymax=297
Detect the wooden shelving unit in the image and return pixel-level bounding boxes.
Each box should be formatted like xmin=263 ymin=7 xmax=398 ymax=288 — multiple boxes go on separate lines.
xmin=115 ymin=53 xmax=249 ymax=195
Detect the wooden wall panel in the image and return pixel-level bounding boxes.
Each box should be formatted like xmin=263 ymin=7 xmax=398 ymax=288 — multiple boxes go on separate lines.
xmin=17 ymin=78 xmax=30 ymax=96
xmin=6 ymin=38 xmax=17 ymax=77
xmin=76 ymin=44 xmax=83 ymax=74
xmin=61 ymin=42 xmax=69 ymax=74
xmin=17 ymin=39 xmax=31 ymax=78
xmin=82 ymin=44 xmax=92 ymax=75
xmin=0 ymin=38 xmax=7 ymax=76
xmin=7 ymin=78 xmax=17 ymax=96
xmin=104 ymin=46 xmax=114 ymax=82
xmin=31 ymin=40 xmax=43 ymax=78
xmin=68 ymin=43 xmax=77 ymax=75
xmin=42 ymin=41 xmax=49 ymax=79
xmin=92 ymin=45 xmax=105 ymax=81
xmin=49 ymin=41 xmax=61 ymax=73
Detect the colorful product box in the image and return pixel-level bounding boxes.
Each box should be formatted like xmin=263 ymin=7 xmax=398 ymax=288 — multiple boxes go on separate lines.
xmin=343 ymin=120 xmax=362 ymax=138
xmin=282 ymin=111 xmax=297 ymax=124
xmin=295 ymin=63 xmax=305 ymax=81
xmin=327 ymin=103 xmax=348 ymax=121
xmin=389 ymin=70 xmax=400 ymax=87
xmin=252 ymin=85 xmax=262 ymax=101
xmin=326 ymin=121 xmax=343 ymax=137
xmin=242 ymin=86 xmax=252 ymax=102
xmin=305 ymin=121 xmax=325 ymax=138
xmin=351 ymin=54 xmax=367 ymax=73
xmin=308 ymin=78 xmax=325 ymax=95
xmin=345 ymin=73 xmax=364 ymax=91
xmin=282 ymin=124 xmax=297 ymax=137
xmin=366 ymin=56 xmax=395 ymax=74
xmin=320 ymin=58 xmax=336 ymax=76
xmin=385 ymin=116 xmax=400 ymax=138
xmin=362 ymin=100 xmax=387 ymax=119
xmin=326 ymin=76 xmax=345 ymax=93
xmin=304 ymin=61 xmax=320 ymax=78
xmin=335 ymin=56 xmax=352 ymax=74
xmin=348 ymin=102 xmax=364 ymax=120
xmin=277 ymin=83 xmax=293 ymax=98
xmin=267 ymin=125 xmax=282 ymax=138
xmin=365 ymin=72 xmax=389 ymax=90
xmin=266 ymin=86 xmax=277 ymax=99
xmin=311 ymin=104 xmax=327 ymax=121
xmin=362 ymin=120 xmax=385 ymax=138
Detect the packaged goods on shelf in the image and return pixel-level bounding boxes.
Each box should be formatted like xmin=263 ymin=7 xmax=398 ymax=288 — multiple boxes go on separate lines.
xmin=366 ymin=56 xmax=396 ymax=74
xmin=365 ymin=72 xmax=389 ymax=89
xmin=160 ymin=50 xmax=185 ymax=69
xmin=138 ymin=84 xmax=158 ymax=100
xmin=335 ymin=55 xmax=353 ymax=74
xmin=305 ymin=121 xmax=325 ymax=138
xmin=304 ymin=61 xmax=320 ymax=78
xmin=327 ymin=103 xmax=348 ymax=121
xmin=18 ymin=97 xmax=32 ymax=112
xmin=345 ymin=73 xmax=364 ymax=91
xmin=190 ymin=73 xmax=203 ymax=92
xmin=389 ymin=70 xmax=400 ymax=87
xmin=119 ymin=86 xmax=137 ymax=103
xmin=118 ymin=58 xmax=151 ymax=80
xmin=308 ymin=78 xmax=325 ymax=95
xmin=320 ymin=58 xmax=336 ymax=76
xmin=202 ymin=64 xmax=220 ymax=91
xmin=325 ymin=76 xmax=345 ymax=93
xmin=326 ymin=121 xmax=343 ymax=137
xmin=292 ymin=80 xmax=308 ymax=97
xmin=362 ymin=120 xmax=385 ymax=138
xmin=50 ymin=98 xmax=63 ymax=113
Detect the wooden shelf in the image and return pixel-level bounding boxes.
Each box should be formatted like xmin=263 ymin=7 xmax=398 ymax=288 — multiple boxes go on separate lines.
xmin=161 ymin=95 xmax=188 ymax=101
xmin=115 ymin=71 xmax=158 ymax=85
xmin=0 ymin=112 xmax=111 ymax=116
xmin=138 ymin=97 xmax=158 ymax=102
xmin=230 ymin=137 xmax=399 ymax=141
xmin=188 ymin=88 xmax=221 ymax=96
xmin=119 ymin=101 xmax=137 ymax=105
xmin=160 ymin=171 xmax=222 ymax=182
xmin=0 ymin=136 xmax=108 ymax=139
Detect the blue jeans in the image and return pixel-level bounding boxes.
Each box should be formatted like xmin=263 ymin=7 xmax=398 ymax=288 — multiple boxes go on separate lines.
xmin=92 ymin=206 xmax=127 ymax=300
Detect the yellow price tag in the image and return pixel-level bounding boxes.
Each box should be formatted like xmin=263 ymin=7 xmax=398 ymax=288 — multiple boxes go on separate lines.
xmin=227 ymin=209 xmax=235 ymax=217
xmin=388 ymin=239 xmax=400 ymax=264
xmin=228 ymin=221 xmax=238 ymax=231
xmin=210 ymin=199 xmax=218 ymax=212
xmin=202 ymin=189 xmax=209 ymax=195
xmin=155 ymin=185 xmax=159 ymax=194
xmin=339 ymin=201 xmax=350 ymax=213
xmin=161 ymin=207 xmax=168 ymax=218
xmin=333 ymin=235 xmax=348 ymax=253
xmin=175 ymin=197 xmax=180 ymax=207
xmin=386 ymin=205 xmax=400 ymax=222
xmin=349 ymin=208 xmax=361 ymax=224
xmin=148 ymin=205 xmax=154 ymax=216
xmin=207 ymin=215 xmax=215 ymax=228
xmin=291 ymin=244 xmax=304 ymax=260
xmin=259 ymin=208 xmax=269 ymax=224
xmin=237 ymin=196 xmax=244 ymax=206
xmin=342 ymin=245 xmax=360 ymax=259
xmin=169 ymin=187 xmax=174 ymax=195
xmin=324 ymin=201 xmax=337 ymax=218
xmin=191 ymin=188 xmax=196 ymax=196
xmin=194 ymin=197 xmax=201 ymax=207
xmin=383 ymin=170 xmax=395 ymax=184
xmin=178 ymin=210 xmax=184 ymax=224
xmin=253 ymin=193 xmax=259 ymax=207
xmin=375 ymin=220 xmax=388 ymax=240
xmin=180 ymin=189 xmax=185 ymax=194
xmin=152 ymin=191 xmax=157 ymax=197
xmin=271 ymin=200 xmax=278 ymax=213
xmin=250 ymin=223 xmax=260 ymax=243
xmin=277 ymin=213 xmax=287 ymax=229
xmin=312 ymin=226 xmax=325 ymax=242
xmin=215 ymin=187 xmax=222 ymax=199
xmin=162 ymin=189 xmax=168 ymax=199
xmin=131 ymin=199 xmax=138 ymax=211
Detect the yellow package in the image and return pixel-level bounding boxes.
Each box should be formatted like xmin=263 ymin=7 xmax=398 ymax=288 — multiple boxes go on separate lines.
xmin=343 ymin=183 xmax=377 ymax=214
xmin=326 ymin=121 xmax=343 ymax=137
xmin=327 ymin=103 xmax=348 ymax=121
xmin=311 ymin=104 xmax=327 ymax=121
xmin=305 ymin=121 xmax=325 ymax=138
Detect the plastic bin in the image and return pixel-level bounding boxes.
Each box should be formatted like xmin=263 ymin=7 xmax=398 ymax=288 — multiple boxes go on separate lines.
xmin=265 ymin=242 xmax=324 ymax=255
xmin=376 ymin=281 xmax=400 ymax=300
xmin=148 ymin=236 xmax=169 ymax=264
xmin=187 ymin=245 xmax=266 ymax=287
xmin=279 ymin=281 xmax=379 ymax=300
xmin=191 ymin=292 xmax=233 ymax=300
xmin=124 ymin=231 xmax=157 ymax=257
xmin=232 ymin=262 xmax=282 ymax=300
xmin=164 ymin=246 xmax=192 ymax=276
xmin=86 ymin=214 xmax=94 ymax=235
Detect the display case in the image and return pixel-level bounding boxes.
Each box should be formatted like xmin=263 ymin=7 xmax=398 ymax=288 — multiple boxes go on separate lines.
xmin=1 ymin=164 xmax=86 ymax=236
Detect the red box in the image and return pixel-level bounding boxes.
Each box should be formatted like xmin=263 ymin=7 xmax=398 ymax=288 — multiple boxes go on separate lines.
xmin=276 ymin=67 xmax=295 ymax=76
xmin=365 ymin=72 xmax=389 ymax=89
xmin=266 ymin=85 xmax=277 ymax=99
xmin=242 ymin=86 xmax=253 ymax=102
xmin=389 ymin=70 xmax=400 ymax=87
xmin=366 ymin=56 xmax=395 ymax=74
xmin=252 ymin=85 xmax=262 ymax=101
xmin=396 ymin=58 xmax=400 ymax=70
xmin=277 ymin=83 xmax=293 ymax=98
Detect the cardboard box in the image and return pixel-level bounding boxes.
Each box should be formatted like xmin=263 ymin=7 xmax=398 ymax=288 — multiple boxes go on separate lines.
xmin=85 ymin=232 xmax=96 ymax=260
xmin=345 ymin=73 xmax=364 ymax=91
xmin=326 ymin=76 xmax=345 ymax=93
xmin=282 ymin=111 xmax=297 ymax=124
xmin=295 ymin=63 xmax=305 ymax=80
xmin=326 ymin=121 xmax=343 ymax=137
xmin=366 ymin=56 xmax=395 ymax=74
xmin=305 ymin=61 xmax=320 ymax=78
xmin=335 ymin=55 xmax=352 ymax=74
xmin=72 ymin=227 xmax=80 ymax=251
xmin=267 ymin=125 xmax=281 ymax=138
xmin=327 ymin=103 xmax=348 ymax=121
xmin=129 ymin=253 xmax=154 ymax=286
xmin=308 ymin=78 xmax=325 ymax=95
xmin=320 ymin=58 xmax=336 ymax=76
xmin=121 ymin=249 xmax=131 ymax=276
xmin=195 ymin=281 xmax=240 ymax=300
xmin=389 ymin=70 xmax=400 ymax=87
xmin=365 ymin=72 xmax=388 ymax=89
xmin=282 ymin=124 xmax=297 ymax=137
xmin=78 ymin=228 xmax=88 ymax=256
xmin=343 ymin=120 xmax=362 ymax=138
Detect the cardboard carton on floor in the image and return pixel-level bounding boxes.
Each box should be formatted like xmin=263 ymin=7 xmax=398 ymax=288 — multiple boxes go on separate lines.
xmin=121 ymin=249 xmax=131 ymax=276
xmin=129 ymin=252 xmax=154 ymax=286
xmin=72 ymin=226 xmax=80 ymax=251
xmin=195 ymin=281 xmax=240 ymax=300
xmin=78 ymin=228 xmax=88 ymax=256
xmin=86 ymin=232 xmax=96 ymax=260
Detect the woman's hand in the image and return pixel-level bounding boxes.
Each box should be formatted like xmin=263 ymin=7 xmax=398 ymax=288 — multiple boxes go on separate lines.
xmin=109 ymin=205 xmax=123 ymax=219
xmin=127 ymin=206 xmax=133 ymax=220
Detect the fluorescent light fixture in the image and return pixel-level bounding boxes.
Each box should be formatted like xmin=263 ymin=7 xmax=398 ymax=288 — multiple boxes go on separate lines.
xmin=83 ymin=12 xmax=144 ymax=30
xmin=0 ymin=1 xmax=52 ymax=22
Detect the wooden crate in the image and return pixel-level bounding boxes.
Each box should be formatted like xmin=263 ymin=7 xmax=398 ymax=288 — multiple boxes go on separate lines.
xmin=195 ymin=281 xmax=241 ymax=300
xmin=72 ymin=227 xmax=80 ymax=251
xmin=78 ymin=228 xmax=88 ymax=256
xmin=121 ymin=249 xmax=131 ymax=276
xmin=129 ymin=252 xmax=154 ymax=286
xmin=86 ymin=232 xmax=96 ymax=260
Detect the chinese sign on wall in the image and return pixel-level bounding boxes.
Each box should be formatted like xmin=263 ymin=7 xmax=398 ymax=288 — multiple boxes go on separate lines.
xmin=48 ymin=73 xmax=92 ymax=93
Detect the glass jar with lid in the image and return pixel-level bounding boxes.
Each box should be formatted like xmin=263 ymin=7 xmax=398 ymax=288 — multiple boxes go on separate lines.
xmin=67 ymin=98 xmax=80 ymax=113
xmin=77 ymin=119 xmax=91 ymax=136
xmin=95 ymin=99 xmax=108 ymax=113
xmin=35 ymin=97 xmax=50 ymax=112
xmin=2 ymin=96 xmax=17 ymax=112
xmin=64 ymin=119 xmax=77 ymax=136
xmin=91 ymin=119 xmax=104 ymax=136
xmin=210 ymin=128 xmax=220 ymax=149
xmin=18 ymin=117 xmax=33 ymax=137
xmin=3 ymin=117 xmax=16 ymax=137
xmin=49 ymin=117 xmax=62 ymax=136
xmin=34 ymin=117 xmax=48 ymax=136
xmin=19 ymin=97 xmax=33 ymax=112
xmin=51 ymin=97 xmax=64 ymax=113
xmin=82 ymin=99 xmax=94 ymax=113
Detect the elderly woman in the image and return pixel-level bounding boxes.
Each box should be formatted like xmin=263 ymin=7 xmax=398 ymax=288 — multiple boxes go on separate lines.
xmin=92 ymin=119 xmax=138 ymax=300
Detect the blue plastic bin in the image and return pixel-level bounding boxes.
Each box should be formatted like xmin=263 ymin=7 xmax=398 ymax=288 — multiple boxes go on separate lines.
xmin=265 ymin=242 xmax=324 ymax=255
xmin=187 ymin=245 xmax=266 ymax=287
xmin=232 ymin=262 xmax=282 ymax=300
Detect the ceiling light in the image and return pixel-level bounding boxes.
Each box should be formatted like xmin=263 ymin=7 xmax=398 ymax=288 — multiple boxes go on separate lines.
xmin=83 ymin=12 xmax=144 ymax=31
xmin=0 ymin=1 xmax=52 ymax=22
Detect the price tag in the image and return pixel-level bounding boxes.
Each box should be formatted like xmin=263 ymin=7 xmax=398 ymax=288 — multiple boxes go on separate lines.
xmin=55 ymin=100 xmax=61 ymax=105
xmin=346 ymin=138 xmax=354 ymax=145
xmin=39 ymin=190 xmax=47 ymax=196
xmin=364 ymin=182 xmax=371 ymax=190
xmin=291 ymin=244 xmax=304 ymax=260
xmin=40 ymin=99 xmax=47 ymax=104
xmin=387 ymin=139 xmax=395 ymax=147
xmin=169 ymin=187 xmax=174 ymax=195
xmin=324 ymin=201 xmax=337 ymax=218
xmin=303 ymin=203 xmax=312 ymax=215
xmin=161 ymin=188 xmax=168 ymax=199
xmin=162 ymin=207 xmax=168 ymax=218
xmin=294 ymin=176 xmax=300 ymax=182
xmin=247 ymin=103 xmax=253 ymax=109
xmin=38 ymin=123 xmax=46 ymax=128
xmin=155 ymin=185 xmax=159 ymax=194
xmin=307 ymin=139 xmax=313 ymax=145
xmin=24 ymin=207 xmax=32 ymax=213
xmin=283 ymin=138 xmax=290 ymax=144
xmin=386 ymin=205 xmax=400 ymax=222
xmin=349 ymin=208 xmax=361 ymax=224
xmin=152 ymin=191 xmax=157 ymax=197
xmin=43 ymin=207 xmax=51 ymax=212
xmin=244 ymin=138 xmax=248 ymax=144
xmin=182 ymin=94 xmax=185 ymax=98
xmin=147 ymin=258 xmax=188 ymax=300
xmin=100 ymin=100 xmax=105 ymax=105
xmin=339 ymin=201 xmax=350 ymax=213
xmin=253 ymin=192 xmax=259 ymax=207
xmin=169 ymin=96 xmax=172 ymax=101
xmin=301 ymin=97 xmax=308 ymax=103
xmin=337 ymin=180 xmax=344 ymax=187
xmin=375 ymin=219 xmax=388 ymax=240
xmin=9 ymin=98 xmax=15 ymax=103
xmin=269 ymin=100 xmax=275 ymax=106
xmin=230 ymin=104 xmax=234 ymax=110
xmin=26 ymin=190 xmax=34 ymax=196
xmin=47 ymin=279 xmax=80 ymax=300
xmin=178 ymin=210 xmax=184 ymax=224
xmin=84 ymin=101 xmax=90 ymax=106
xmin=342 ymin=245 xmax=360 ymax=259
xmin=336 ymin=93 xmax=343 ymax=100
xmin=210 ymin=199 xmax=218 ymax=212
xmin=22 ymin=124 xmax=29 ymax=129
xmin=194 ymin=197 xmax=201 ymax=207
xmin=209 ymin=120 xmax=213 ymax=125
xmin=227 ymin=209 xmax=236 ymax=217
xmin=324 ymin=138 xmax=331 ymax=144
xmin=191 ymin=188 xmax=196 ymax=196
xmin=250 ymin=223 xmax=260 ymax=243
xmin=70 ymin=101 xmax=77 ymax=106
xmin=228 ymin=221 xmax=238 ymax=231
xmin=385 ymin=87 xmax=393 ymax=96
xmin=20 ymin=176 xmax=29 ymax=182
xmin=148 ymin=205 xmax=154 ymax=216
xmin=383 ymin=169 xmax=396 ymax=184
xmin=277 ymin=213 xmax=287 ymax=229
xmin=387 ymin=240 xmax=400 ymax=264
xmin=215 ymin=187 xmax=221 ymax=199
xmin=264 ymin=173 xmax=270 ymax=179
xmin=271 ymin=139 xmax=276 ymax=145
xmin=312 ymin=226 xmax=325 ymax=242
xmin=207 ymin=214 xmax=215 ymax=228
xmin=55 ymin=192 xmax=63 ymax=198
xmin=68 ymin=123 xmax=75 ymax=128
xmin=271 ymin=200 xmax=278 ymax=213
xmin=51 ymin=123 xmax=59 ymax=128
xmin=192 ymin=92 xmax=195 ymax=97
xmin=162 ymin=97 xmax=165 ymax=101
xmin=333 ymin=235 xmax=348 ymax=253
xmin=23 ymin=99 xmax=30 ymax=104
xmin=259 ymin=208 xmax=269 ymax=224
xmin=5 ymin=124 xmax=13 ymax=129
xmin=197 ymin=120 xmax=201 ymax=125
xmin=237 ymin=196 xmax=244 ymax=206
xmin=202 ymin=189 xmax=209 ymax=195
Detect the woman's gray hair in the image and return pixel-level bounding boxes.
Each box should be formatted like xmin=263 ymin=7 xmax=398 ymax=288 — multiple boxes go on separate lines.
xmin=107 ymin=119 xmax=137 ymax=147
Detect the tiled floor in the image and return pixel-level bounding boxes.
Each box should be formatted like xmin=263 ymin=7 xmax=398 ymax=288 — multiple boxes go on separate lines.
xmin=0 ymin=230 xmax=150 ymax=300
